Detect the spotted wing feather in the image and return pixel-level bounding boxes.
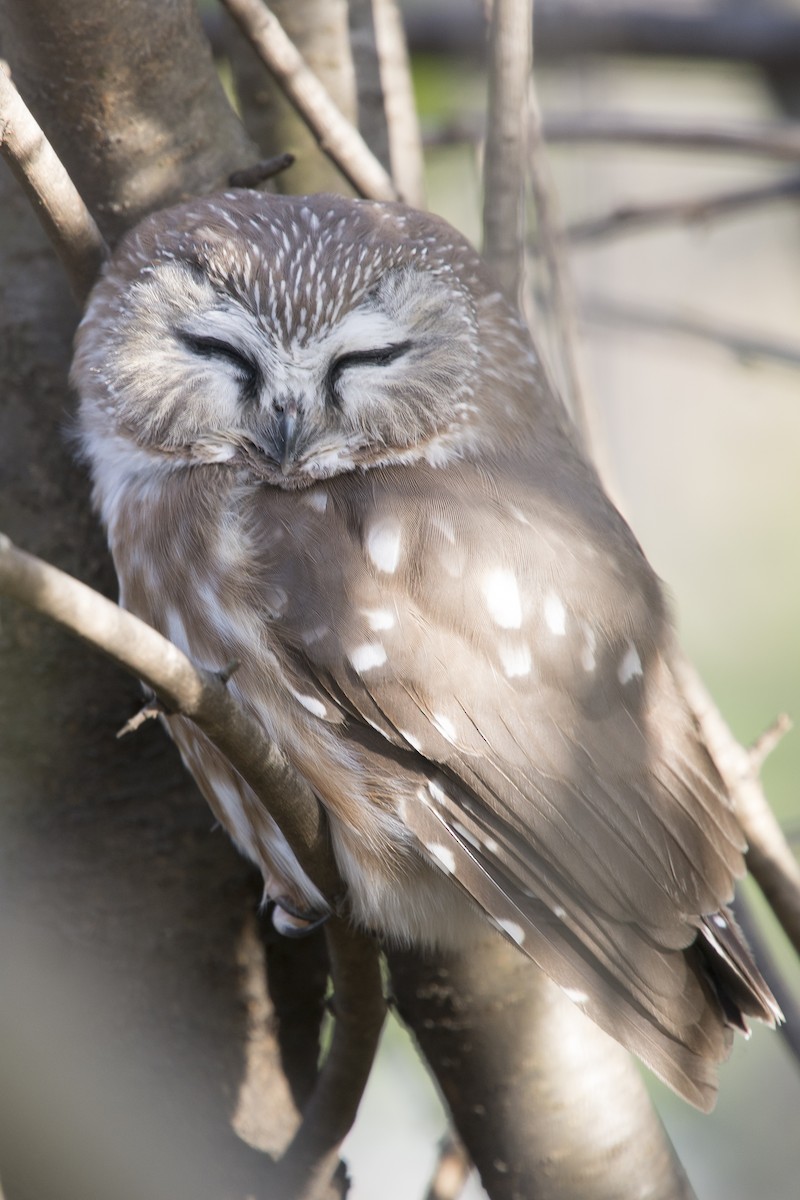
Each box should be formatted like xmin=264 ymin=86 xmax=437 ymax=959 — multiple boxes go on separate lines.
xmin=251 ymin=456 xmax=778 ymax=1109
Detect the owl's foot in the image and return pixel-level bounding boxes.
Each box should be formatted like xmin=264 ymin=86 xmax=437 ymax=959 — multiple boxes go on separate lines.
xmin=270 ymin=896 xmax=330 ymax=938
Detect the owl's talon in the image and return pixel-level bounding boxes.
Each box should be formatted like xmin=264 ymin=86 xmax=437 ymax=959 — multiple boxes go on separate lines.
xmin=271 ymin=897 xmax=330 ymax=938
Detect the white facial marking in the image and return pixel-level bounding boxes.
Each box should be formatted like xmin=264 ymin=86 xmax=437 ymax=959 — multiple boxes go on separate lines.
xmin=432 ymin=712 xmax=457 ymax=743
xmin=304 ymin=489 xmax=328 ymax=513
xmin=482 ymin=567 xmax=522 ymax=629
xmin=288 ymin=687 xmax=328 ymax=719
xmin=563 ymin=987 xmax=589 ymax=1005
xmin=498 ymin=641 xmax=532 ymax=678
xmin=428 ymin=843 xmax=456 ymax=874
xmin=362 ymin=607 xmax=395 ymax=631
xmin=366 ymin=518 xmax=402 ymax=573
xmin=544 ymin=592 xmax=567 ymax=636
xmin=580 ymin=624 xmax=597 ymax=673
xmin=618 ymin=641 xmax=643 ymax=685
xmin=497 ymin=919 xmax=525 ymax=946
xmin=348 ymin=641 xmax=388 ymax=673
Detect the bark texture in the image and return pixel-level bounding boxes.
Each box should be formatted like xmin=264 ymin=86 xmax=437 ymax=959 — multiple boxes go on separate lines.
xmin=389 ymin=936 xmax=697 ymax=1200
xmin=0 ymin=3 xmax=330 ymax=1197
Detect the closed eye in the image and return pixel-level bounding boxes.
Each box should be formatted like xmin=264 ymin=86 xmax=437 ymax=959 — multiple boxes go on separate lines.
xmin=179 ymin=332 xmax=261 ymax=404
xmin=326 ymin=340 xmax=411 ymax=407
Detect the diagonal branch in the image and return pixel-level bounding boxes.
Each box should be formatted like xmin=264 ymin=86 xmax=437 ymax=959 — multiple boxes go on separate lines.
xmin=0 ymin=532 xmax=385 ymax=1197
xmin=482 ymin=0 xmax=532 ymax=303
xmin=0 ymin=64 xmax=107 ymax=302
xmin=220 ymin=0 xmax=399 ymax=201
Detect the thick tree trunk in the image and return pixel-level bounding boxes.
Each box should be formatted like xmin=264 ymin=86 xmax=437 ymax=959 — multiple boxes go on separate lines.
xmin=0 ymin=3 xmax=331 ymax=1197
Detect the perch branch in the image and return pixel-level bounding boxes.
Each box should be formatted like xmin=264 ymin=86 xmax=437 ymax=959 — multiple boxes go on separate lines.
xmin=275 ymin=920 xmax=386 ymax=1200
xmin=482 ymin=0 xmax=532 ymax=304
xmin=581 ymin=294 xmax=800 ymax=371
xmin=0 ymin=532 xmax=387 ymax=1197
xmin=220 ymin=0 xmax=399 ymax=201
xmin=0 ymin=532 xmax=337 ymax=898
xmin=671 ymin=653 xmax=800 ymax=960
xmin=0 ymin=63 xmax=107 ymax=302
xmin=566 ymin=173 xmax=800 ymax=245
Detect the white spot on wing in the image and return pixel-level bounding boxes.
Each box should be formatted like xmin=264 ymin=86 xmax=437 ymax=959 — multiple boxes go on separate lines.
xmin=498 ymin=641 xmax=532 ymax=678
xmin=366 ymin=518 xmax=402 ymax=574
xmin=349 ymin=641 xmax=387 ymax=673
xmin=432 ymin=712 xmax=457 ymax=742
xmin=618 ymin=641 xmax=643 ymax=684
xmin=563 ymin=987 xmax=589 ymax=1005
xmin=428 ymin=843 xmax=456 ymax=873
xmin=497 ymin=919 xmax=525 ymax=945
xmin=362 ymin=607 xmax=395 ymax=631
xmin=482 ymin=567 xmax=522 ymax=629
xmin=544 ymin=592 xmax=567 ymax=636
xmin=288 ymin=687 xmax=328 ymax=719
xmin=400 ymin=729 xmax=422 ymax=751
xmin=427 ymin=779 xmax=447 ymax=804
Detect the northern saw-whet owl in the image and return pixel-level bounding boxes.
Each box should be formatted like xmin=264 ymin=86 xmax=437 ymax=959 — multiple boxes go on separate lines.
xmin=72 ymin=189 xmax=779 ymax=1111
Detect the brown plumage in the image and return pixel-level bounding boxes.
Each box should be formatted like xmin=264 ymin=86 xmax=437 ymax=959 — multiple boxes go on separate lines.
xmin=72 ymin=190 xmax=780 ymax=1111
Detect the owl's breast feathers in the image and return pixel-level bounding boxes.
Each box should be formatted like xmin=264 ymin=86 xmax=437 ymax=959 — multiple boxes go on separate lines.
xmin=113 ymin=446 xmax=779 ymax=1111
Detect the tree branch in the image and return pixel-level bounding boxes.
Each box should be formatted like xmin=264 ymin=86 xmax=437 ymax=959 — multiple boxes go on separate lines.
xmin=671 ymin=654 xmax=800 ymax=961
xmin=219 ymin=0 xmax=399 ymax=201
xmin=0 ymin=64 xmax=107 ymax=302
xmin=276 ymin=921 xmax=386 ymax=1200
xmin=482 ymin=0 xmax=532 ymax=304
xmin=369 ymin=0 xmax=426 ymax=208
xmin=543 ymin=113 xmax=800 ymax=163
xmin=581 ymin=294 xmax=800 ymax=371
xmin=0 ymin=531 xmax=387 ymax=1198
xmin=527 ymin=85 xmax=592 ymax=450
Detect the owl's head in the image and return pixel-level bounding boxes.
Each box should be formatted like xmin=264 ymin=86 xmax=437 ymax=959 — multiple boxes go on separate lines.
xmin=73 ymin=192 xmax=538 ymax=491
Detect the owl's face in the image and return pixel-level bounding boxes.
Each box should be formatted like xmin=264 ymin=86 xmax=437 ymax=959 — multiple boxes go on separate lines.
xmin=73 ymin=192 xmax=530 ymax=489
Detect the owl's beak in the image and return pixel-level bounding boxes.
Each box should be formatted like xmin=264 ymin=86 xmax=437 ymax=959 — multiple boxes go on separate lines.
xmin=276 ymin=403 xmax=302 ymax=474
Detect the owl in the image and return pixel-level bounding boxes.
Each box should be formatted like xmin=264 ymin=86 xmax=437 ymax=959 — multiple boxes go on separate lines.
xmin=72 ymin=189 xmax=779 ymax=1111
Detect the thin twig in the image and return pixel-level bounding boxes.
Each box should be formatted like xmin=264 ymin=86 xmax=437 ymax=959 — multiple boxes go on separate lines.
xmin=528 ymin=86 xmax=592 ymax=450
xmin=275 ymin=921 xmax=386 ymax=1200
xmin=0 ymin=63 xmax=107 ymax=302
xmin=219 ymin=0 xmax=399 ymax=201
xmin=543 ymin=112 xmax=800 ymax=163
xmin=581 ymin=294 xmax=800 ymax=371
xmin=671 ymin=653 xmax=800 ymax=960
xmin=423 ymin=1132 xmax=472 ymax=1200
xmin=566 ymin=173 xmax=800 ymax=245
xmin=229 ymin=151 xmax=296 ymax=189
xmin=750 ymin=713 xmax=793 ymax=774
xmin=427 ymin=112 xmax=800 ymax=166
xmin=116 ymin=700 xmax=163 ymax=739
xmin=482 ymin=0 xmax=532 ymax=304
